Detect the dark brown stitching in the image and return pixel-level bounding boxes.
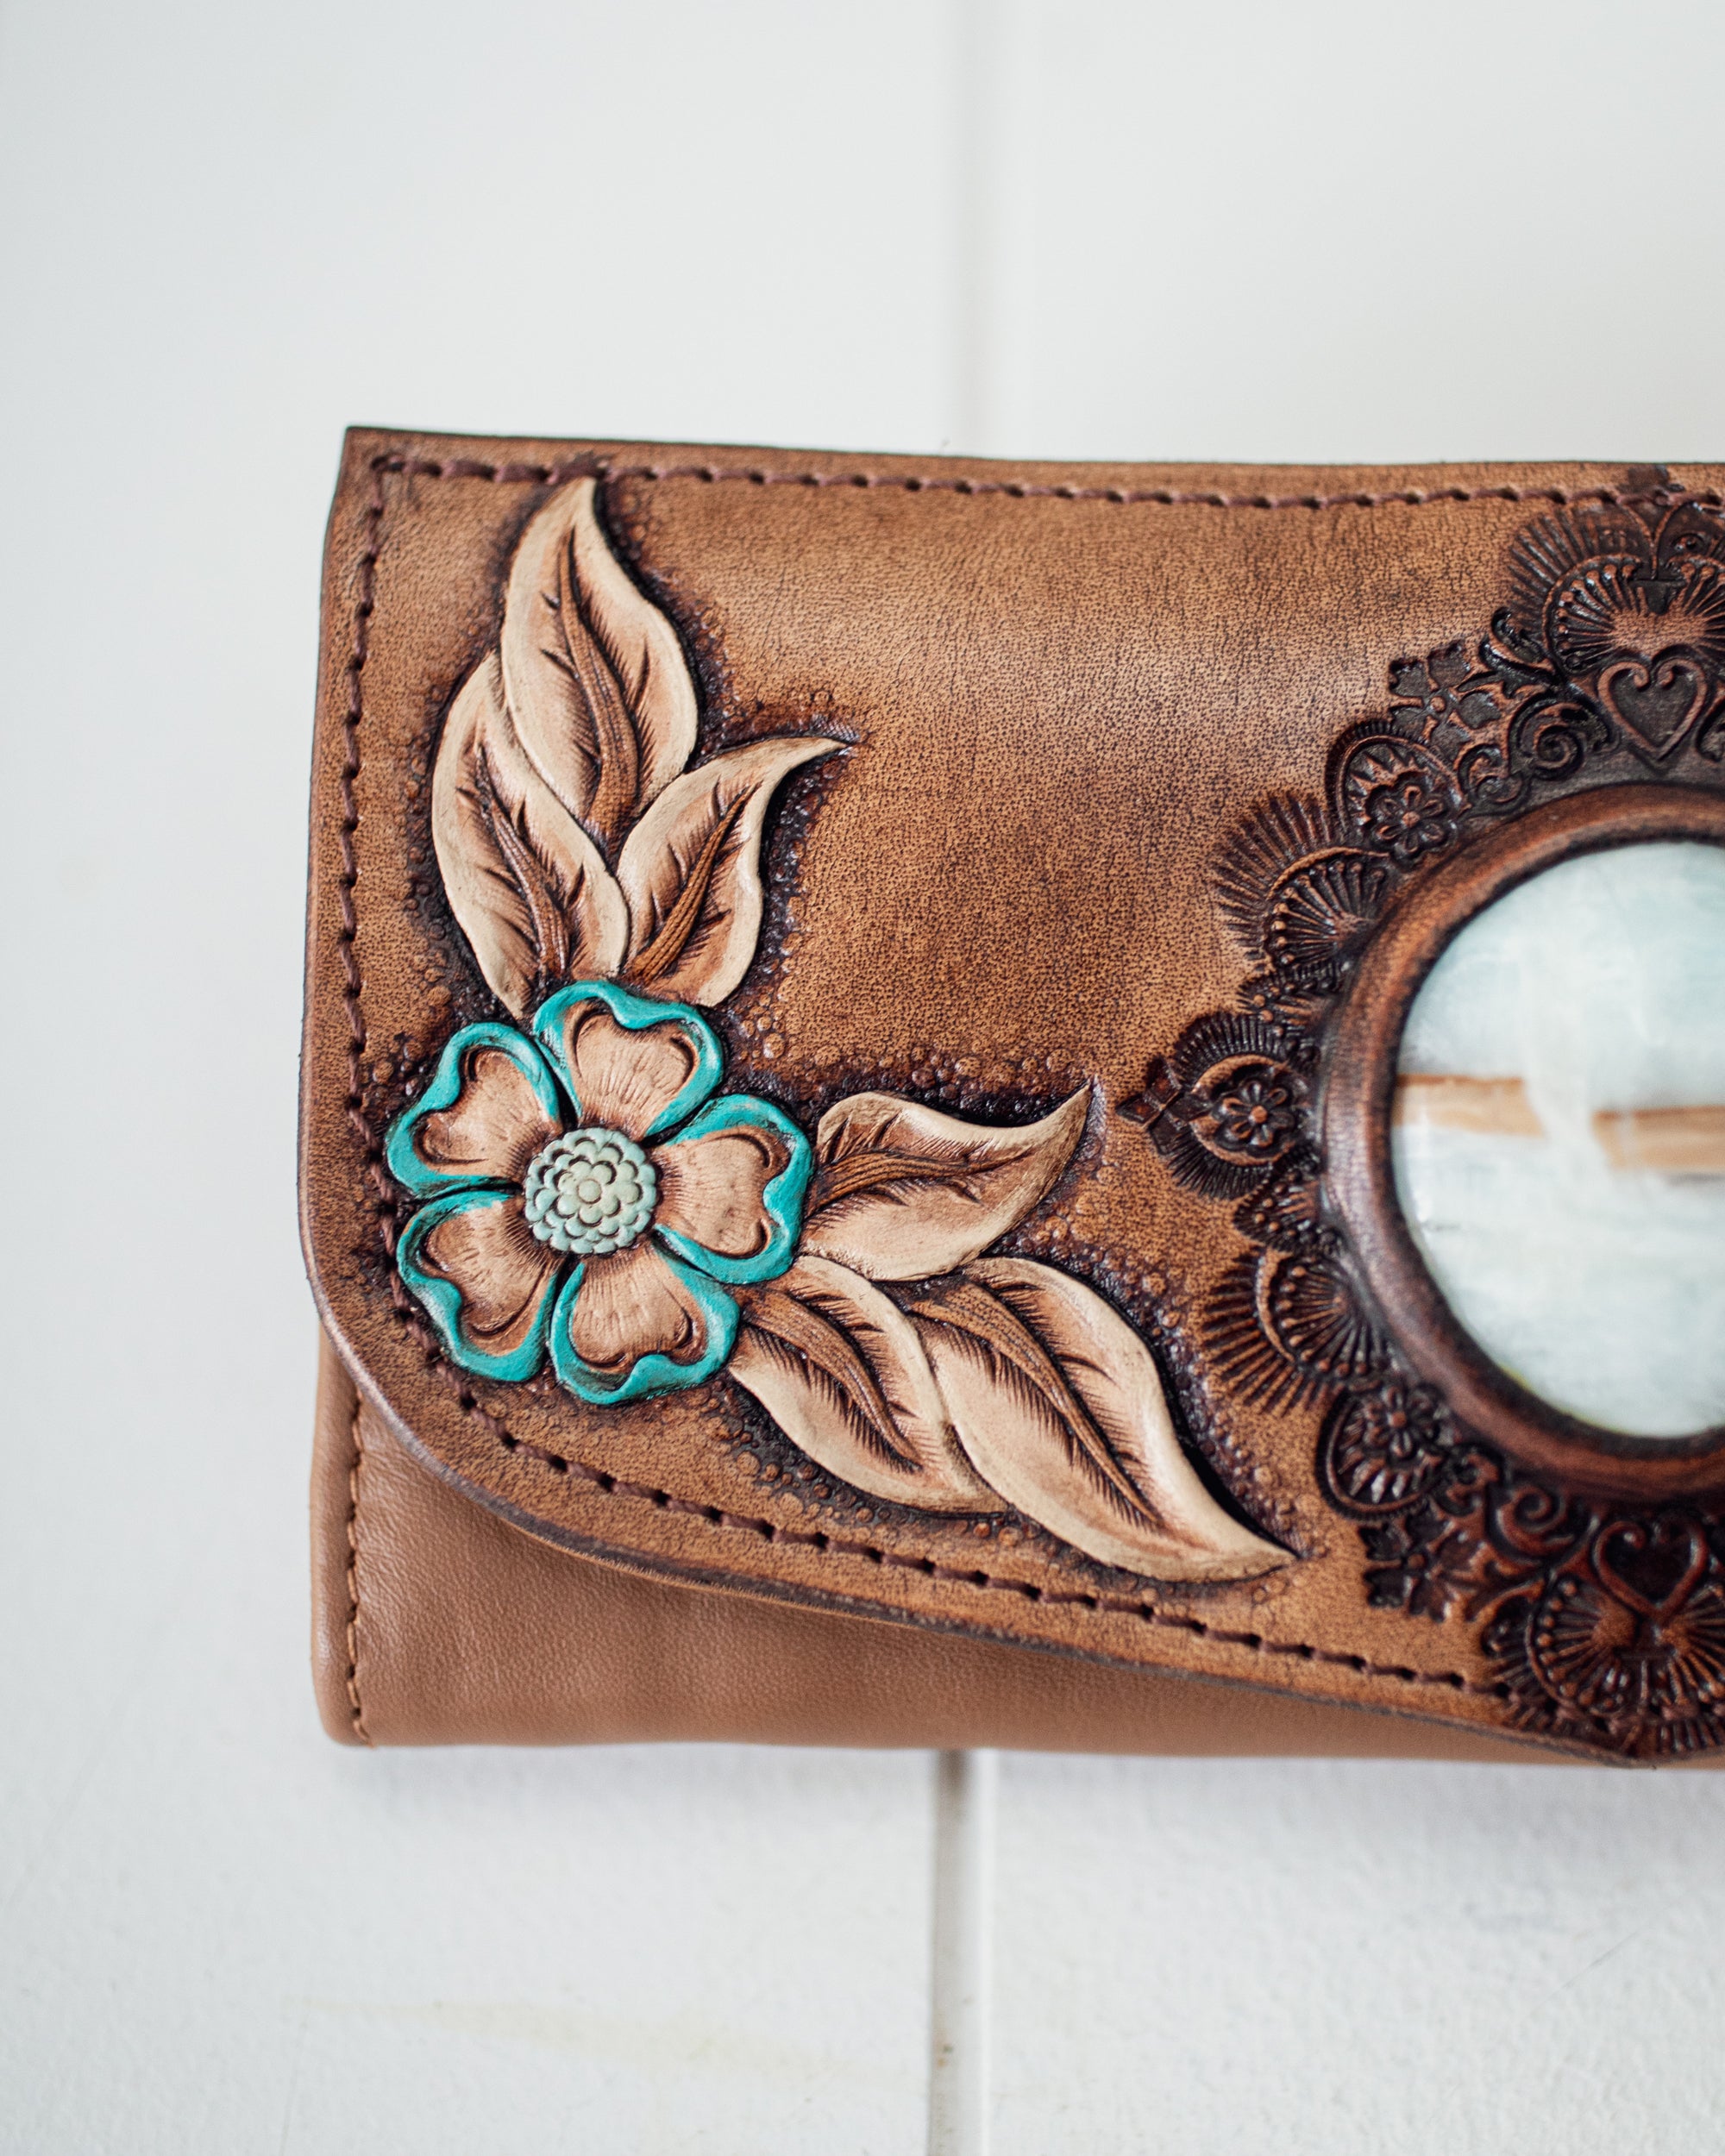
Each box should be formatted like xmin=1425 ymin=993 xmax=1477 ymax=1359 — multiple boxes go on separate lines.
xmin=373 ymin=448 xmax=1711 ymax=516
xmin=392 ymin=1291 xmax=1496 ymax=1700
xmin=344 ymin=1395 xmax=371 ymax=1745
xmin=340 ymin=461 xmax=386 ymax=1171
xmin=336 ymin=456 xmax=386 ymax=1752
xmin=343 ymin=457 xmax=1509 ymax=1708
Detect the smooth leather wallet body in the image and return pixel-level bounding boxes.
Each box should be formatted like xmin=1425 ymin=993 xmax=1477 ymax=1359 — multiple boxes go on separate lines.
xmin=302 ymin=432 xmax=1725 ymax=1761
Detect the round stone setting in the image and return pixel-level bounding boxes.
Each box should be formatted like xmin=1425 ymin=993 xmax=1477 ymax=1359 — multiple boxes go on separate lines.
xmin=523 ymin=1126 xmax=658 ymax=1256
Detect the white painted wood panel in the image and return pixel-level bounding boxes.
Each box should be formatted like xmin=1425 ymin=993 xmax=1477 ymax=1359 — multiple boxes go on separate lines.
xmin=992 ymin=1755 xmax=1725 ymax=2153
xmin=1009 ymin=0 xmax=1725 ymax=465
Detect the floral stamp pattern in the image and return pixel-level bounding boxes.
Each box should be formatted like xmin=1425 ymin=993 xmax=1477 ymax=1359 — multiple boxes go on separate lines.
xmin=1127 ymin=480 xmax=1725 ymax=1753
xmin=385 ymin=479 xmax=1287 ymax=1586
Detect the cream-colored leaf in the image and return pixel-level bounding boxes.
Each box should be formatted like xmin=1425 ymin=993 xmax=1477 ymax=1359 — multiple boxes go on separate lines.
xmin=907 ymin=1258 xmax=1289 ymax=1581
xmin=799 ymin=1090 xmax=1090 ymax=1282
xmin=432 ymin=653 xmax=630 ymax=1018
xmin=730 ymin=1257 xmax=999 ymax=1512
xmin=500 ymin=478 xmax=699 ymax=853
xmin=617 ymin=736 xmax=837 ymax=1006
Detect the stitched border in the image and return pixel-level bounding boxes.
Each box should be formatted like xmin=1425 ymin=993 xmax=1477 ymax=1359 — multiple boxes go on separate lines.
xmin=374 ymin=448 xmax=1704 ymax=515
xmin=343 ymin=1394 xmax=371 ymax=1745
xmin=332 ymin=448 xmax=1578 ymax=1708
xmin=429 ymin=1358 xmax=1490 ymax=1701
xmin=335 ymin=456 xmax=386 ymax=1752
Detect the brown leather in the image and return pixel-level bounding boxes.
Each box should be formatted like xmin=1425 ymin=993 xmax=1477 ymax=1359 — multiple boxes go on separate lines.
xmin=312 ymin=1332 xmax=1547 ymax=1758
xmin=301 ymin=433 xmax=1725 ymax=1759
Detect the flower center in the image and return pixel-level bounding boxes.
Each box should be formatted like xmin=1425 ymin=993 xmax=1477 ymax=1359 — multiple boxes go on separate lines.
xmin=523 ymin=1127 xmax=658 ymax=1257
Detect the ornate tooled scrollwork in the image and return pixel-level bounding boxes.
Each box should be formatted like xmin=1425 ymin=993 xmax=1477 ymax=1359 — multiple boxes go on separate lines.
xmin=1327 ymin=1345 xmax=1725 ymax=1756
xmin=1125 ymin=1012 xmax=1314 ymax=1199
xmin=1206 ymin=1247 xmax=1387 ymax=1414
xmin=1128 ymin=479 xmax=1725 ymax=1756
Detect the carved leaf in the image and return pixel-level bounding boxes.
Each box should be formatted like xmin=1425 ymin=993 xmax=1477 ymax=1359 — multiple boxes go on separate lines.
xmin=500 ymin=478 xmax=699 ymax=854
xmin=617 ymin=736 xmax=837 ymax=1006
xmin=906 ymin=1258 xmax=1289 ymax=1580
xmin=432 ymin=653 xmax=630 ymax=1018
xmin=799 ymin=1090 xmax=1089 ymax=1282
xmin=730 ymin=1257 xmax=999 ymax=1511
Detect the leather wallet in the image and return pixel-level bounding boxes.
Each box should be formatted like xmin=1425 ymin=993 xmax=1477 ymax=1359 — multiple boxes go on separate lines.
xmin=302 ymin=433 xmax=1725 ymax=1762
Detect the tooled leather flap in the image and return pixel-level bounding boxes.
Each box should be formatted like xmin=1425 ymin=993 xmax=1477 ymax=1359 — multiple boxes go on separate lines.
xmin=301 ymin=433 xmax=1725 ymax=1762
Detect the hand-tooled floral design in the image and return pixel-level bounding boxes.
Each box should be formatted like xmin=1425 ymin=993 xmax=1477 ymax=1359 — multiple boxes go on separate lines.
xmin=1210 ymin=1070 xmax=1302 ymax=1156
xmin=1364 ymin=770 xmax=1453 ymax=861
xmin=381 ymin=472 xmax=1292 ymax=1588
xmin=523 ymin=1128 xmax=658 ymax=1255
xmin=1122 ymin=1014 xmax=1313 ymax=1201
xmin=386 ymin=981 xmax=809 ymax=1404
xmin=1318 ymin=1382 xmax=1452 ymax=1515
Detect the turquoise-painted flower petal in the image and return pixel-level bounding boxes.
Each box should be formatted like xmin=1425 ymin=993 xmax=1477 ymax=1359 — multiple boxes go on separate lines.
xmin=396 ymin=1186 xmax=561 ymax=1383
xmin=386 ymin=1023 xmax=565 ymax=1199
xmin=651 ymin=1094 xmax=812 ymax=1286
xmin=548 ymin=1242 xmax=739 ymax=1405
xmin=531 ymin=981 xmax=723 ymax=1142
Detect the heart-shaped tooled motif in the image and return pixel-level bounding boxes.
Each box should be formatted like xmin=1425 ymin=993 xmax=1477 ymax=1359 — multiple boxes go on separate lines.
xmin=1593 ymin=1518 xmax=1709 ymax=1621
xmin=1599 ymin=653 xmax=1708 ymax=761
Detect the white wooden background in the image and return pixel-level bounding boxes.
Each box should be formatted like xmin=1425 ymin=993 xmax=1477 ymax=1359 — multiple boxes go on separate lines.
xmin=5 ymin=3 xmax=1725 ymax=2148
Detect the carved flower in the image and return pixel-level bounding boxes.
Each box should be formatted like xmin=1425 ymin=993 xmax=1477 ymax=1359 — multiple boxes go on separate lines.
xmin=1364 ymin=772 xmax=1452 ymax=861
xmin=1320 ymin=1382 xmax=1451 ymax=1515
xmin=1208 ymin=1070 xmax=1300 ymax=1155
xmin=1126 ymin=1016 xmax=1312 ymax=1200
xmin=386 ymin=981 xmax=811 ymax=1403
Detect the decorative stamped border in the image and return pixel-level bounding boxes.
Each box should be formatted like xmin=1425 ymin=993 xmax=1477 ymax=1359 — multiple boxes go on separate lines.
xmin=1126 ymin=477 xmax=1725 ymax=1757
